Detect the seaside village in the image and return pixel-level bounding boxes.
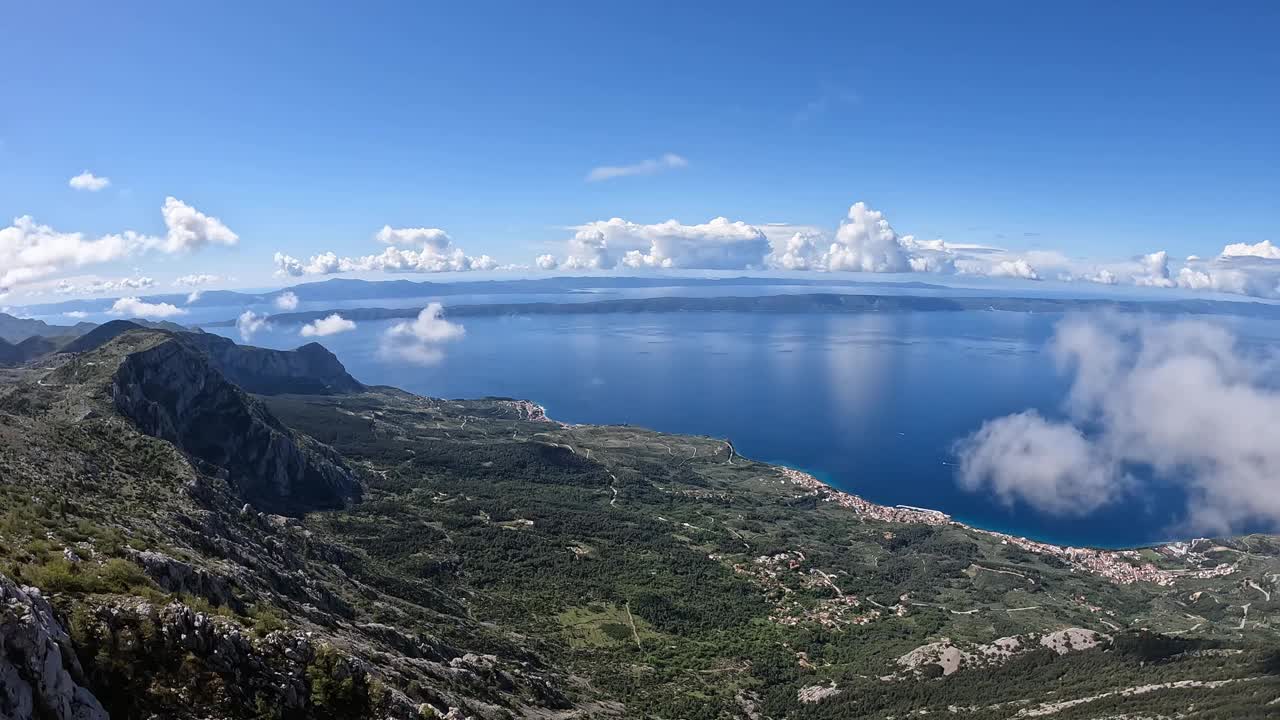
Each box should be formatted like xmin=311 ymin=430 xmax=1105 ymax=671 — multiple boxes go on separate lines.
xmin=775 ymin=469 xmax=1236 ymax=588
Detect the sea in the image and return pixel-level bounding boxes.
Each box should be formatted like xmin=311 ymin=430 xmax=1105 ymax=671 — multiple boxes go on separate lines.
xmin=190 ymin=301 xmax=1280 ymax=549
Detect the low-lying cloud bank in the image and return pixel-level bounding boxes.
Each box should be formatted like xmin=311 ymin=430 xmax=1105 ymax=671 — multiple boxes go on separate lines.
xmin=955 ymin=314 xmax=1280 ymax=535
xmin=269 ymin=201 xmax=1280 ymax=301
xmin=547 ymin=203 xmax=1280 ymax=299
xmin=273 ymin=225 xmax=497 ymax=278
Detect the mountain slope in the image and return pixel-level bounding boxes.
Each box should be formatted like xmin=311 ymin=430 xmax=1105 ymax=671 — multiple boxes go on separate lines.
xmin=0 ymin=333 xmax=1277 ymax=719
xmin=108 ymin=336 xmax=360 ymax=513
xmin=0 ymin=312 xmax=96 ymax=344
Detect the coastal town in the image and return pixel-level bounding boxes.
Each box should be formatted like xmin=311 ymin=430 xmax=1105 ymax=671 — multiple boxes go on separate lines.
xmin=777 ymin=467 xmax=1238 ymax=587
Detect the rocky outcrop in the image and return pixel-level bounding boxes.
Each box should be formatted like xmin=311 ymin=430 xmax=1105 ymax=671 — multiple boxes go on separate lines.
xmin=128 ymin=549 xmax=241 ymax=610
xmin=112 ymin=337 xmax=361 ymax=513
xmin=0 ymin=574 xmax=107 ymax=720
xmin=178 ymin=333 xmax=364 ymax=395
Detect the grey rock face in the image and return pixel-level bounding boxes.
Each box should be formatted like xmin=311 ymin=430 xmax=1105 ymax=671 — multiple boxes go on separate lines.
xmin=178 ymin=334 xmax=364 ymax=395
xmin=0 ymin=574 xmax=107 ymax=720
xmin=111 ymin=338 xmax=361 ymax=513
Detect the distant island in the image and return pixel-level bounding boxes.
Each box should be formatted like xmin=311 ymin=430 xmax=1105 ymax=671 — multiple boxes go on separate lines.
xmin=201 ymin=291 xmax=1280 ymax=328
xmin=13 ymin=275 xmax=951 ymax=315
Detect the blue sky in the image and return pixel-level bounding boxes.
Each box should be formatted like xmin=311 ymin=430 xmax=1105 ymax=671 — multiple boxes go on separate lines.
xmin=3 ymin=2 xmax=1278 ymax=303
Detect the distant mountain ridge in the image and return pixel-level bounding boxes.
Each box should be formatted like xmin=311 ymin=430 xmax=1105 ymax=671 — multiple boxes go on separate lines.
xmin=0 ymin=316 xmax=195 ymax=365
xmin=13 ymin=275 xmax=949 ymax=315
xmin=0 ymin=312 xmax=96 ymax=343
xmin=203 ymin=291 xmax=1280 ymax=328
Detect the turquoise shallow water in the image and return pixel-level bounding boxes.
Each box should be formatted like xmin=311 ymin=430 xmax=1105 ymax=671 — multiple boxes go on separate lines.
xmin=208 ymin=309 xmax=1280 ymax=548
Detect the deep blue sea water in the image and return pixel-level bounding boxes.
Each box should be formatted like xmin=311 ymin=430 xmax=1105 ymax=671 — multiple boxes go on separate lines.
xmin=205 ymin=310 xmax=1280 ymax=548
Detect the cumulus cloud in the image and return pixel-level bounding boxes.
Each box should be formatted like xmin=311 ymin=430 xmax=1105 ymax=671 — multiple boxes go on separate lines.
xmin=823 ymin=202 xmax=912 ymax=273
xmin=542 ymin=202 xmax=1047 ymax=278
xmin=274 ymin=291 xmax=299 ymax=311
xmin=376 ymin=225 xmax=452 ymax=247
xmin=274 ymin=225 xmax=496 ymax=277
xmin=755 ymin=202 xmax=1039 ymax=279
xmin=535 ymin=254 xmax=558 ymax=270
xmin=1082 ymin=268 xmax=1119 ymax=285
xmin=0 ymin=216 xmax=136 ymax=290
xmin=236 ymin=310 xmax=269 ymax=341
xmin=109 ymin=296 xmax=186 ymax=319
xmin=1220 ymin=239 xmax=1280 ymax=260
xmin=767 ymin=231 xmax=823 ymax=271
xmin=561 ymin=216 xmax=771 ymax=270
xmin=1132 ymin=251 xmax=1174 ymax=287
xmin=186 ymin=289 xmax=203 ymax=304
xmin=158 ymin=197 xmax=238 ymax=253
xmin=378 ymin=303 xmax=464 ymax=364
xmin=63 ymin=310 xmax=89 ymax=319
xmin=172 ymin=273 xmax=220 ymax=287
xmin=0 ymin=198 xmax=237 ymax=294
xmin=586 ymin=153 xmax=688 ymax=182
xmin=56 ymin=276 xmax=156 ymax=295
xmin=956 ymin=410 xmax=1126 ymax=515
xmin=68 ymin=171 xmax=111 ymax=192
xmin=956 ymin=314 xmax=1280 ymax=534
xmin=984 ymin=258 xmax=1040 ymax=280
xmin=300 ymin=313 xmax=356 ymax=337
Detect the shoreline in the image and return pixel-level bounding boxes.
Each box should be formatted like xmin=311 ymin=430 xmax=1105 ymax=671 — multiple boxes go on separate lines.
xmin=774 ymin=465 xmax=1237 ymax=587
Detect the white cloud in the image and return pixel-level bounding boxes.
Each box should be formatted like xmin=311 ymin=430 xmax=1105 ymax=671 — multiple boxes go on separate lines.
xmin=823 ymin=202 xmax=913 ymax=273
xmin=300 ymin=313 xmax=356 ymax=337
xmin=378 ymin=302 xmax=464 ymax=364
xmin=1082 ymin=268 xmax=1119 ymax=285
xmin=535 ymin=253 xmax=558 ymax=270
xmin=956 ymin=410 xmax=1126 ymax=516
xmin=236 ymin=310 xmax=269 ymax=341
xmin=172 ymin=273 xmax=220 ymax=287
xmin=0 ymin=216 xmax=136 ymax=290
xmin=561 ymin=229 xmax=613 ymax=270
xmin=1132 ymin=250 xmax=1174 ymax=287
xmin=586 ymin=153 xmax=688 ymax=182
xmin=766 ymin=231 xmax=823 ymax=271
xmin=56 ymin=276 xmax=156 ymax=295
xmin=274 ymin=291 xmax=299 ymax=311
xmin=376 ymin=225 xmax=452 ymax=247
xmin=274 ymin=225 xmax=495 ymax=277
xmin=1220 ymin=239 xmax=1280 ymax=260
xmin=1174 ymin=255 xmax=1280 ymax=298
xmin=68 ymin=171 xmax=111 ymax=192
xmin=565 ymin=216 xmax=771 ymax=270
xmin=63 ymin=310 xmax=89 ymax=319
xmin=158 ymin=197 xmax=239 ymax=253
xmin=0 ymin=198 xmax=237 ymax=294
xmin=109 ymin=296 xmax=186 ymax=319
xmin=186 ymin=289 xmax=202 ymax=304
xmin=758 ymin=202 xmax=1037 ymax=279
xmin=983 ymin=258 xmax=1040 ymax=280
xmin=956 ymin=315 xmax=1280 ymax=534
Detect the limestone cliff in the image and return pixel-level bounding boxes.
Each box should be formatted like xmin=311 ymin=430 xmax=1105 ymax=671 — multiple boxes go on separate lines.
xmin=111 ymin=337 xmax=360 ymax=513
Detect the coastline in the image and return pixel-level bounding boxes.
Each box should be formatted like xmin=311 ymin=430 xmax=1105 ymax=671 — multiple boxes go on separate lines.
xmin=765 ymin=458 xmax=1188 ymax=552
xmin=772 ymin=464 xmax=1237 ymax=587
